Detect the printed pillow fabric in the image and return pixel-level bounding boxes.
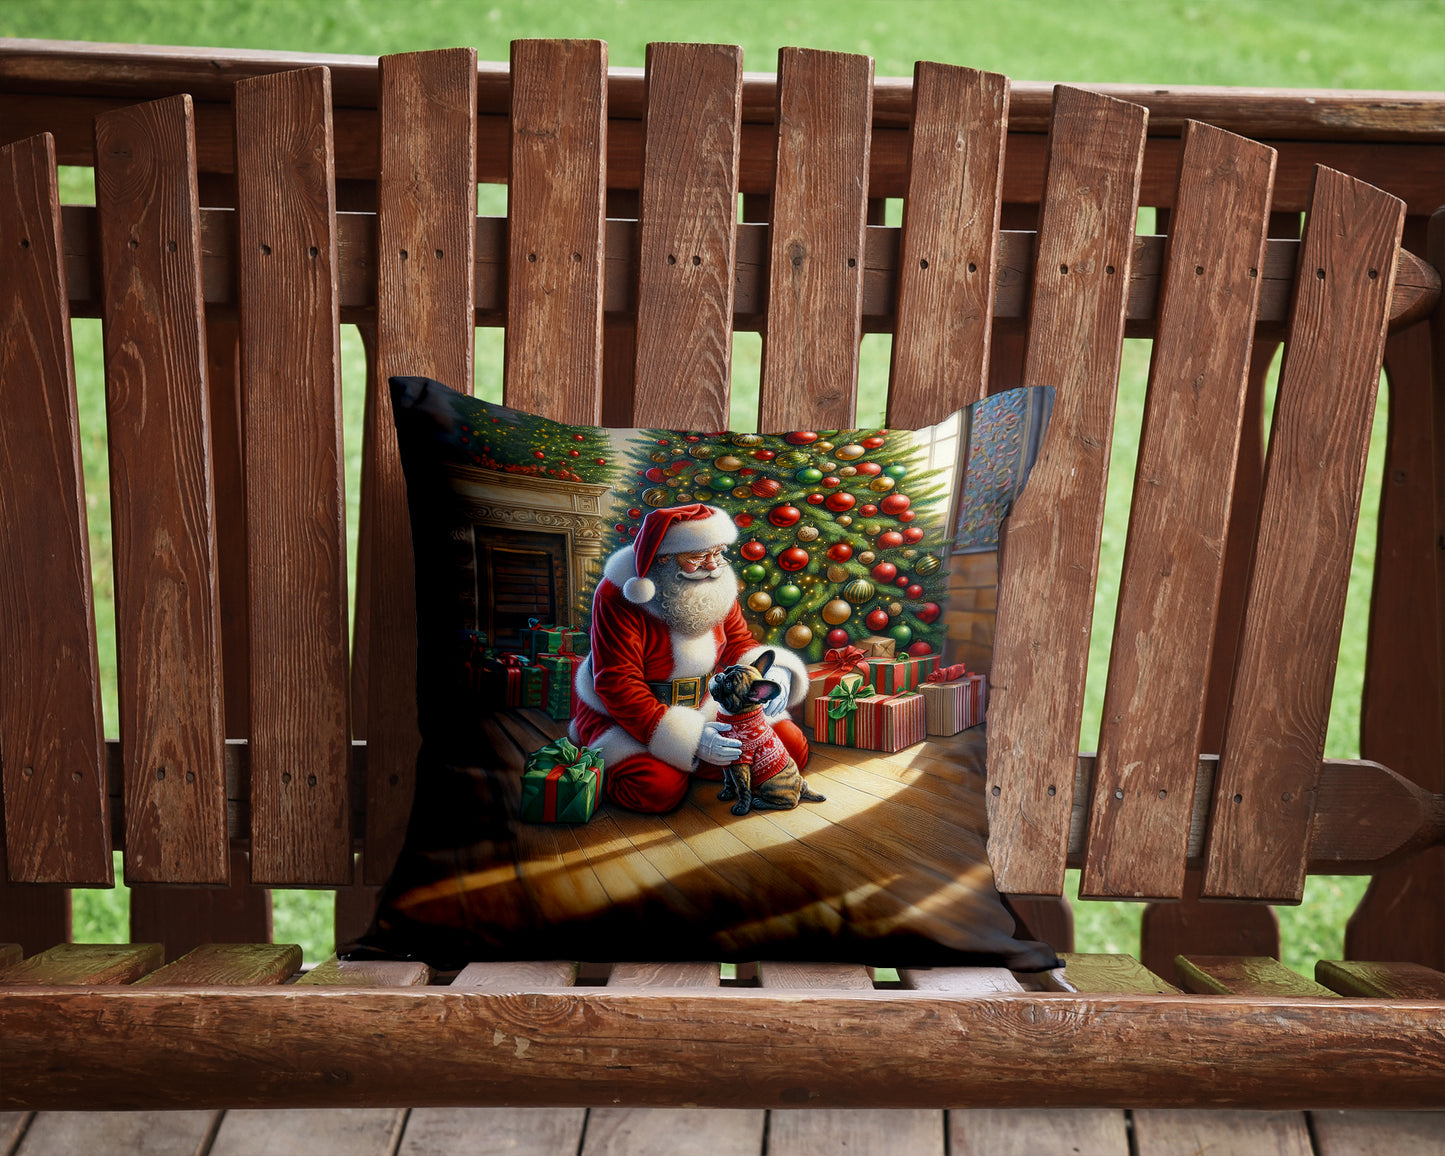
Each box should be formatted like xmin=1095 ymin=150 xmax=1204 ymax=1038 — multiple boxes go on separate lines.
xmin=349 ymin=375 xmax=1059 ymax=971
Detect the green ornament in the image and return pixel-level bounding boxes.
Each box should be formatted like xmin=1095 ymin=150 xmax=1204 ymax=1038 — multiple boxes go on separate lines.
xmin=885 ymin=464 xmax=908 ymax=480
xmin=795 ymin=467 xmax=824 ymax=483
xmin=743 ymin=563 xmax=767 ymax=583
xmin=709 ymin=474 xmax=736 ymax=492
xmin=775 ymin=583 xmax=803 ymax=607
xmin=779 ymin=450 xmax=811 ymax=468
xmin=888 ymin=622 xmax=914 ymax=647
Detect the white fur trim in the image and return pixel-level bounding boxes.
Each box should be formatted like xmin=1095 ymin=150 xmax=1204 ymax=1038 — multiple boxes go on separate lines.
xmin=649 ymin=706 xmax=708 ymax=772
xmin=623 ymin=575 xmax=655 ymax=603
xmin=603 ymin=545 xmax=638 ymax=589
xmin=571 ymin=723 xmax=646 ymax=771
xmin=573 ymin=655 xmax=603 ymax=714
xmin=657 ymin=507 xmax=737 ymax=555
xmin=742 ymin=644 xmax=809 ymax=705
xmin=672 ymin=630 xmax=721 ymax=679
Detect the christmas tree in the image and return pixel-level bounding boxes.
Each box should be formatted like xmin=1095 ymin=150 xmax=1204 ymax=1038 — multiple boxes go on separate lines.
xmin=441 ymin=394 xmax=615 ymax=485
xmin=599 ymin=425 xmax=952 ymax=663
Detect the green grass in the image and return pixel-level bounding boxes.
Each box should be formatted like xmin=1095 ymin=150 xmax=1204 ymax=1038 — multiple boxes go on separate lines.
xmin=20 ymin=0 xmax=1445 ymax=972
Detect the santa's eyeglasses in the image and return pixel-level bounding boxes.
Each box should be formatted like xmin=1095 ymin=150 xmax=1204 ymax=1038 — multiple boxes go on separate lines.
xmin=669 ymin=546 xmax=729 ymax=572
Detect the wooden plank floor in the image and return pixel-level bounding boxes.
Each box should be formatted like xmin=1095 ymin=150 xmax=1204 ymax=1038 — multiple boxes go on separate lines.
xmin=5 ymin=1108 xmax=1443 ymax=1155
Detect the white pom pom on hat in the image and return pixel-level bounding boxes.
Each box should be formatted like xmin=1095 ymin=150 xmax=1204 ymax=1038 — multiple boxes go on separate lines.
xmin=623 ymin=503 xmax=738 ymax=604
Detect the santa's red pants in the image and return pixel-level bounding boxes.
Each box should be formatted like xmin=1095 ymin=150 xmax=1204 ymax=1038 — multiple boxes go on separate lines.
xmin=604 ymin=717 xmax=811 ymax=814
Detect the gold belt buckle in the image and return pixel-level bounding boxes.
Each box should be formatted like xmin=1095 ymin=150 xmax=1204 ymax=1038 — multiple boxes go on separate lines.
xmin=673 ymin=677 xmax=702 ymax=707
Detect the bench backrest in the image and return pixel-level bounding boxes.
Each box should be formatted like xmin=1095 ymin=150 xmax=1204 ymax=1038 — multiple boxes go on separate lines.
xmin=0 ymin=41 xmax=1434 ymax=933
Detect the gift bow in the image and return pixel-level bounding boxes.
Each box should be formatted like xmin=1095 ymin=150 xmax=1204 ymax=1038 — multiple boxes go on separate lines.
xmin=496 ymin=653 xmax=532 ymax=668
xmin=821 ymin=645 xmax=868 ymax=674
xmin=827 ymin=679 xmax=876 ymax=719
xmin=527 ymin=617 xmax=570 ymax=632
xmin=927 ymin=663 xmax=968 ymax=683
xmin=531 ymin=735 xmax=604 ymax=775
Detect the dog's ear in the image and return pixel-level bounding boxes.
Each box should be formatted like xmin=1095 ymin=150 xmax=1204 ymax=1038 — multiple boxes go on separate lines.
xmin=746 ymin=679 xmax=782 ymax=704
xmin=752 ymin=649 xmax=775 ymax=675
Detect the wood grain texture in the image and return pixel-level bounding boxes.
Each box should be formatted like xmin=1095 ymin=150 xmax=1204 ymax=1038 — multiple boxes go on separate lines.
xmin=400 ymin=1108 xmax=587 ymax=1156
xmin=1311 ymin=1110 xmax=1445 ymax=1156
xmin=0 ymin=942 xmax=162 ymax=985
xmin=93 ymin=95 xmax=228 ymax=885
xmin=1056 ymin=953 xmax=1181 ymax=994
xmin=1204 ymin=167 xmax=1406 ymax=902
xmin=951 ymin=1109 xmax=1128 ymax=1156
xmin=1083 ymin=123 xmax=1275 ymax=900
xmin=452 ymin=960 xmax=578 ymax=988
xmin=888 ymin=63 xmax=1008 ymax=424
xmin=0 ymin=133 xmax=110 ymax=885
xmin=986 ymin=88 xmax=1148 ymax=896
xmin=233 ymin=67 xmax=352 ymax=885
xmin=131 ymin=942 xmax=300 ymax=986
xmin=1 ymin=1112 xmax=31 ymax=1155
xmin=899 ymin=967 xmax=1024 ymax=993
xmin=298 ymin=954 xmax=433 ymax=987
xmin=583 ymin=1109 xmax=764 ymax=1156
xmin=757 ymin=961 xmax=872 ymax=990
xmin=363 ymin=48 xmax=477 ymax=887
xmin=208 ymin=1109 xmax=405 ymax=1156
xmin=1317 ymin=960 xmax=1445 ymax=999
xmin=129 ymin=847 xmax=271 ymax=962
xmin=1175 ymin=955 xmax=1336 ymax=997
xmin=630 ymin=43 xmax=742 ymax=430
xmin=769 ymin=1111 xmax=942 ymax=1156
xmin=757 ymin=48 xmax=874 ymax=432
xmin=1132 ymin=1110 xmax=1313 ymax=1156
xmin=505 ymin=39 xmax=607 ymax=424
xmin=1139 ymin=869 xmax=1279 ymax=981
xmin=0 ymin=838 xmax=70 ymax=954
xmin=14 ymin=1110 xmax=219 ymax=1156
xmin=608 ymin=962 xmax=720 ymax=988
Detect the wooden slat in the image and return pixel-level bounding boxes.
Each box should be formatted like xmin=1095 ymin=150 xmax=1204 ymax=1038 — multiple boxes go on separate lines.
xmin=209 ymin=1109 xmax=405 ymax=1156
xmin=504 ymin=39 xmax=606 ymax=423
xmin=401 ymin=1108 xmax=587 ymax=1156
xmin=888 ymin=63 xmax=1009 ymax=423
xmin=452 ymin=961 xmax=578 ymax=988
xmin=361 ymin=48 xmax=477 ymax=887
xmin=1132 ymin=1110 xmax=1312 ymax=1156
xmin=768 ymin=1110 xmax=943 ymax=1156
xmin=1053 ymin=952 xmax=1181 ymax=994
xmin=0 ymin=133 xmax=110 ymax=885
xmin=758 ymin=961 xmax=872 ymax=990
xmin=608 ymin=962 xmax=720 ymax=988
xmin=128 ymin=847 xmax=272 ymax=962
xmin=1311 ymin=1110 xmax=1445 ymax=1156
xmin=951 ymin=1109 xmax=1128 ymax=1156
xmin=1204 ymin=167 xmax=1407 ymax=902
xmin=757 ymin=48 xmax=873 ymax=432
xmin=1083 ymin=123 xmax=1276 ymax=900
xmin=298 ymin=954 xmax=433 ymax=986
xmin=899 ymin=967 xmax=1024 ymax=993
xmin=1317 ymin=960 xmax=1445 ymax=999
xmin=0 ymin=942 xmax=162 ymax=985
xmin=15 ymin=1111 xmax=219 ymax=1156
xmin=630 ymin=42 xmax=742 ymax=430
xmin=583 ymin=1109 xmax=764 ymax=1156
xmin=93 ymin=94 xmax=228 ymax=885
xmin=1175 ymin=955 xmax=1336 ymax=997
xmin=1139 ymin=869 xmax=1279 ymax=981
xmin=131 ymin=942 xmax=300 ymax=986
xmin=0 ymin=844 xmax=70 ymax=955
xmin=986 ymin=87 xmax=1148 ymax=896
xmin=233 ymin=67 xmax=352 ymax=885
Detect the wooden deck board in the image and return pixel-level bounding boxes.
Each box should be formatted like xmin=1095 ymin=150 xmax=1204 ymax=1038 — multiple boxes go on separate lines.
xmin=400 ymin=1108 xmax=586 ymax=1156
xmin=1132 ymin=1110 xmax=1314 ymax=1156
xmin=1310 ymin=1111 xmax=1445 ymax=1155
xmin=951 ymin=1109 xmax=1129 ymax=1155
xmin=208 ymin=1109 xmax=405 ymax=1156
xmin=15 ymin=1111 xmax=219 ymax=1156
xmin=769 ymin=1110 xmax=944 ymax=1156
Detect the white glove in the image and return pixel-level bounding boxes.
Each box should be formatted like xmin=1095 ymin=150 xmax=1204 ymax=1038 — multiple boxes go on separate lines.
xmin=697 ymin=720 xmax=743 ymax=765
xmin=763 ymin=669 xmax=792 ymax=717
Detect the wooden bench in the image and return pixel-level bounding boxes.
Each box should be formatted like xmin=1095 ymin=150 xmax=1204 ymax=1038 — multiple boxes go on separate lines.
xmin=1 ymin=37 xmax=1444 ymax=1125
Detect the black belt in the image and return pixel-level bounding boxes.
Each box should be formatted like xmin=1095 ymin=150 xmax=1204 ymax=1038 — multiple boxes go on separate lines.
xmin=648 ymin=676 xmax=704 ymax=708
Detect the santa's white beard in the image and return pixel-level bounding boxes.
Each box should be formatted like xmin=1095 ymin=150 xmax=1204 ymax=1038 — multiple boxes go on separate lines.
xmin=647 ymin=562 xmax=740 ymax=637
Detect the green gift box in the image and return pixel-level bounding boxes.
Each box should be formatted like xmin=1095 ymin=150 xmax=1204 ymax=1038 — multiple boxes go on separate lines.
xmin=866 ymin=652 xmax=940 ymax=694
xmin=523 ymin=618 xmax=590 ymax=660
xmin=537 ymin=651 xmax=583 ymax=721
xmin=520 ymin=738 xmax=604 ymax=823
xmin=521 ymin=663 xmax=547 ymax=708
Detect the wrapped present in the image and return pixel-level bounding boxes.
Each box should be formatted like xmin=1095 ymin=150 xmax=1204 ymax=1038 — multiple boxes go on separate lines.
xmin=860 ymin=635 xmax=896 ymax=658
xmin=866 ymin=651 xmax=940 ymax=695
xmin=486 ymin=652 xmax=533 ymax=707
xmin=812 ymin=674 xmax=926 ymax=753
xmin=520 ymin=737 xmax=604 ymax=823
xmin=803 ymin=645 xmax=873 ymax=714
xmin=537 ymin=651 xmax=583 ymax=721
xmin=921 ymin=668 xmax=987 ymax=736
xmin=521 ymin=663 xmax=547 ymax=708
xmin=522 ymin=617 xmax=590 ymax=660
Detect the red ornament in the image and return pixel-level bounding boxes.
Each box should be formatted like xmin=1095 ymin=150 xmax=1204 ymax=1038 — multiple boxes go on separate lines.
xmin=596 ymin=458 xmax=607 ymax=465
xmin=614 ymin=523 xmax=626 ymax=532
xmin=821 ymin=475 xmax=842 ymax=488
xmin=899 ymin=510 xmax=916 ymax=523
xmin=917 ymin=602 xmax=942 ymax=624
xmin=533 ymin=450 xmax=546 ymax=459
xmin=685 ymin=435 xmax=700 ymax=442
xmin=905 ymin=583 xmax=923 ymax=599
xmin=627 ymin=508 xmax=642 ymax=519
xmin=826 ymin=543 xmax=853 ymax=562
xmin=656 ymin=439 xmax=670 ymax=446
xmin=740 ymin=540 xmax=768 ymax=562
xmin=752 ymin=449 xmax=776 ymax=461
xmin=880 ymin=494 xmax=911 ymax=516
xmin=573 ymin=433 xmax=585 ymax=441
xmin=902 ymin=527 xmax=924 ymax=544
xmin=855 ymin=462 xmax=882 ymax=476
xmin=629 ymin=525 xmax=639 ymax=537
xmin=786 ymin=431 xmax=819 ymax=446
xmin=751 ymin=477 xmax=782 ymax=498
xmin=895 ymin=575 xmax=910 ymax=588
xmin=824 ymin=491 xmax=856 ymax=514
xmin=769 ymin=505 xmax=802 ymax=528
xmin=871 ymin=561 xmax=898 ymax=583
xmin=569 ymin=449 xmax=580 ymax=456
xmin=865 ymin=608 xmax=890 ymax=631
xmin=876 ymin=531 xmax=904 ymax=549
xmin=861 ymin=435 xmax=886 ymax=449
xmin=806 ymin=492 xmax=826 ymax=505
xmin=645 ymin=467 xmax=666 ymax=482
xmin=739 ymin=468 xmax=755 ymax=476
xmin=907 ymin=641 xmax=933 ymax=657
xmin=778 ymin=546 xmax=811 ymax=572
xmin=826 ymin=628 xmax=851 ymax=648
xmin=735 ymin=513 xmax=754 ymax=529
xmin=860 ymin=503 xmax=878 ymax=517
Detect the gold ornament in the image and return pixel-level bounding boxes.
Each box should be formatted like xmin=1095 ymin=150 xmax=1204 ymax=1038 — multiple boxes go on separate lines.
xmin=817 ymin=460 xmax=837 ymax=473
xmin=836 ymin=444 xmax=865 ymax=461
xmin=914 ymin=553 xmax=941 ymax=576
xmin=835 ymin=515 xmax=853 ymax=527
xmin=821 ymin=598 xmax=852 ymax=626
xmin=859 ymin=550 xmax=876 ymax=564
xmin=796 ymin=525 xmax=819 ymax=543
xmin=844 ymin=578 xmax=876 ymax=604
xmin=672 ymin=445 xmax=687 ymax=456
xmin=766 ymin=606 xmax=788 ymax=627
xmin=747 ymin=591 xmax=773 ymax=613
xmin=902 ymin=548 xmax=918 ymax=559
xmin=816 ymin=441 xmax=834 ymax=453
xmin=643 ymin=487 xmax=671 ymax=507
xmin=693 ymin=473 xmax=712 ymax=487
xmin=826 ymin=564 xmax=851 ymax=583
xmin=887 ymin=601 xmax=903 ymax=616
xmin=732 ymin=486 xmax=751 ymax=499
xmin=714 ymin=454 xmax=743 ymax=472
xmin=666 ymin=478 xmax=681 ymax=487
xmin=869 ymin=476 xmax=896 ymax=492
xmin=785 ymin=623 xmax=813 ymax=649
xmin=838 ymin=465 xmax=858 ymax=477
xmin=690 ymin=443 xmax=717 ymax=459
xmin=732 ymin=432 xmax=764 ymax=447
xmin=650 ymin=450 xmax=671 ymax=463
xmin=864 ymin=523 xmax=881 ymax=536
xmin=779 ymin=450 xmax=810 ymax=468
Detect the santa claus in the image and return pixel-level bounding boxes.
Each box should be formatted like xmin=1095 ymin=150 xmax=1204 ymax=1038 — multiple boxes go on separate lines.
xmin=570 ymin=503 xmax=811 ymax=813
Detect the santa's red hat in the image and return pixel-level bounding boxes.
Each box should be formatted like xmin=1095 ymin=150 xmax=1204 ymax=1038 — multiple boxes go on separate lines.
xmin=623 ymin=503 xmax=738 ymax=604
